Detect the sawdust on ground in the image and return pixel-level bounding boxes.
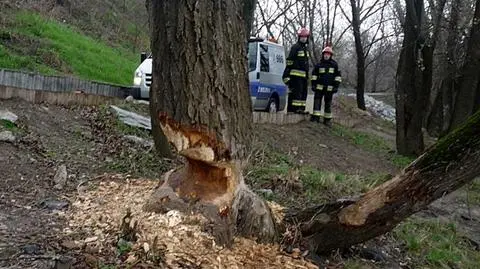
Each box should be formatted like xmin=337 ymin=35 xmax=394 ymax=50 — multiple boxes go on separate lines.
xmin=67 ymin=175 xmax=318 ymax=269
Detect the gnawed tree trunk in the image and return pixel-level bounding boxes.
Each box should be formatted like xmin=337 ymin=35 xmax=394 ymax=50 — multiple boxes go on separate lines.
xmin=144 ymin=115 xmax=276 ymax=246
xmin=395 ymin=0 xmax=430 ymax=156
xmin=449 ymin=0 xmax=480 ymax=131
xmin=286 ymin=109 xmax=480 ymax=253
xmin=149 ymin=0 xmax=254 ymax=159
xmin=145 ymin=0 xmax=273 ymax=247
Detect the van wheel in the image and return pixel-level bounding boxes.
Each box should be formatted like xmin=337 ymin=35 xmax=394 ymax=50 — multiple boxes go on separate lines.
xmin=267 ymin=97 xmax=278 ymax=113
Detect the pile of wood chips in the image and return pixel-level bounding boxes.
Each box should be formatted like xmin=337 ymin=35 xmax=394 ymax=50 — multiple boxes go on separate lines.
xmin=66 ymin=175 xmax=318 ymax=269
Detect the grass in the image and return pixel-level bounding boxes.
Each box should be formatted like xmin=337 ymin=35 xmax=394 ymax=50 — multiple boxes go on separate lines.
xmin=394 ymin=218 xmax=480 ymax=268
xmin=331 ymin=124 xmax=415 ymax=169
xmin=0 ymin=44 xmax=58 ymax=74
xmin=331 ymin=125 xmax=390 ymax=152
xmin=247 ymin=148 xmax=392 ymax=206
xmin=1 ymin=11 xmax=138 ymax=85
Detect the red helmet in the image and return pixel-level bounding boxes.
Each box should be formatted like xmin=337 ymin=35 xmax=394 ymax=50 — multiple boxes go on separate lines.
xmin=297 ymin=28 xmax=310 ymax=37
xmin=322 ymin=46 xmax=334 ymax=55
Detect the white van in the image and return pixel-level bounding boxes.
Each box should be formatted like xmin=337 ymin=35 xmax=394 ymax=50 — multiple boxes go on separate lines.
xmin=132 ymin=38 xmax=288 ymax=112
xmin=247 ymin=37 xmax=288 ymax=112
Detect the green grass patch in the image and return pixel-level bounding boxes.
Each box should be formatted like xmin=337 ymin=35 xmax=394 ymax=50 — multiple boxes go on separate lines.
xmin=331 ymin=125 xmax=416 ymax=169
xmin=389 ymin=154 xmax=415 ymax=168
xmin=0 ymin=119 xmax=16 ymax=130
xmin=0 ymin=44 xmax=57 ymax=74
xmin=247 ymin=148 xmax=392 ymax=205
xmin=394 ymin=218 xmax=480 ymax=268
xmin=1 ymin=11 xmax=138 ymax=85
xmin=331 ymin=125 xmax=390 ymax=152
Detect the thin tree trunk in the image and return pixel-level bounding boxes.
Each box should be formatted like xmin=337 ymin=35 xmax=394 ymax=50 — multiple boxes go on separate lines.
xmin=351 ymin=0 xmax=366 ymax=110
xmin=449 ymin=0 xmax=480 ymax=131
xmin=395 ymin=0 xmax=429 ymax=156
xmin=286 ymin=109 xmax=480 ymax=253
xmin=150 ymin=0 xmax=254 ymax=159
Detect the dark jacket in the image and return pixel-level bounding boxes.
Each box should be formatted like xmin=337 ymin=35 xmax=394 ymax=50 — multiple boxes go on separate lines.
xmin=282 ymin=42 xmax=309 ymax=83
xmin=311 ymin=58 xmax=342 ymax=92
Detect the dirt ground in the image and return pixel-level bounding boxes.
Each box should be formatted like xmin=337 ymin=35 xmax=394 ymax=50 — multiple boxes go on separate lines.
xmin=1 ymin=97 xmax=479 ymax=268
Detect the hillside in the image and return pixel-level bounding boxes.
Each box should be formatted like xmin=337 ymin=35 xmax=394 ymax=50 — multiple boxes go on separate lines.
xmin=0 ymin=0 xmax=148 ymax=85
xmin=1 ymin=96 xmax=479 ymax=268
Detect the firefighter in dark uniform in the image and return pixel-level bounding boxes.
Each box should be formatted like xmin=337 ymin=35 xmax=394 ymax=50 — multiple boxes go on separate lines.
xmin=283 ymin=28 xmax=310 ymax=113
xmin=310 ymin=46 xmax=342 ymax=127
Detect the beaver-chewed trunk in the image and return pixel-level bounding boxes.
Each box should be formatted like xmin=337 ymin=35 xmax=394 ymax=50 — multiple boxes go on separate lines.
xmin=144 ymin=114 xmax=276 ymax=247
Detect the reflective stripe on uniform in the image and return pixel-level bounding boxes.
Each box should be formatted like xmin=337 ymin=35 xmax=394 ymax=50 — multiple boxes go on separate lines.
xmin=290 ymin=69 xmax=306 ymax=77
xmin=335 ymin=76 xmax=342 ymax=82
xmin=327 ymin=86 xmax=334 ymax=91
xmin=283 ymin=77 xmax=290 ymax=83
xmin=297 ymin=51 xmax=305 ymax=57
xmin=312 ymin=110 xmax=322 ymax=116
xmin=292 ymin=100 xmax=306 ymax=106
xmin=316 ymin=84 xmax=324 ymax=90
xmin=319 ymin=68 xmax=326 ymax=73
xmin=311 ymin=75 xmax=318 ymax=81
xmin=328 ymin=68 xmax=335 ymax=73
xmin=324 ymin=112 xmax=333 ymax=119
xmin=286 ymin=60 xmax=294 ymax=66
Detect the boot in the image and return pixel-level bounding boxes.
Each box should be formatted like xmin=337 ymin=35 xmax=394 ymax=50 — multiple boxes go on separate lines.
xmin=323 ymin=118 xmax=332 ymax=128
xmin=310 ymin=115 xmax=320 ymax=123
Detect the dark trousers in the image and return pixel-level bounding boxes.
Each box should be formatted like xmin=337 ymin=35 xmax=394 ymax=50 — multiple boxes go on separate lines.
xmin=287 ymin=76 xmax=308 ymax=112
xmin=312 ymin=90 xmax=333 ymax=121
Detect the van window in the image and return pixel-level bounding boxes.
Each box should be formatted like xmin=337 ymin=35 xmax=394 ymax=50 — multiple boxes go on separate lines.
xmin=260 ymin=44 xmax=269 ymax=72
xmin=247 ymin=42 xmax=257 ymax=72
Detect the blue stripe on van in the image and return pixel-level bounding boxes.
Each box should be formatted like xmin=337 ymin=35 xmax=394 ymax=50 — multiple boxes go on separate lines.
xmin=249 ymin=81 xmax=288 ymax=100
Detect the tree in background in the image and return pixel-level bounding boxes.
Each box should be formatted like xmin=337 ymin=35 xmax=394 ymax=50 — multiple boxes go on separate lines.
xmin=395 ymin=0 xmax=431 ymax=156
xmin=448 ymin=0 xmax=480 ymax=131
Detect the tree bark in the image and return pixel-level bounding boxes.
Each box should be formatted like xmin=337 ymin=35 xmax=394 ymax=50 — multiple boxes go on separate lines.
xmin=449 ymin=0 xmax=480 ymax=131
xmin=150 ymin=0 xmax=254 ymax=159
xmin=145 ymin=0 xmax=273 ymax=248
xmin=287 ymin=109 xmax=480 ymax=253
xmin=350 ymin=0 xmax=367 ymax=110
xmin=395 ymin=0 xmax=430 ymax=156
xmin=426 ymin=0 xmax=461 ymax=137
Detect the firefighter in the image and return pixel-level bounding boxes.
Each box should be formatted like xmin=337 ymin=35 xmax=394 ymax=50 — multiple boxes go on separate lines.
xmin=283 ymin=28 xmax=310 ymax=113
xmin=310 ymin=46 xmax=342 ymax=127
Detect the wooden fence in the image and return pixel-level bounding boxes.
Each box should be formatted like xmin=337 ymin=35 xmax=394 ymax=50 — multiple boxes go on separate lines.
xmin=0 ymin=69 xmax=139 ymax=105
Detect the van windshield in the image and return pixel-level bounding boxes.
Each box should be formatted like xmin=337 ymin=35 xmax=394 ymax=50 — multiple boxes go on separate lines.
xmin=247 ymin=42 xmax=257 ymax=72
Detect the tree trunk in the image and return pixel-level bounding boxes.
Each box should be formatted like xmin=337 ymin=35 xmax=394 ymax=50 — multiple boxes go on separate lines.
xmin=243 ymin=0 xmax=257 ymax=37
xmin=395 ymin=0 xmax=430 ymax=156
xmin=149 ymin=0 xmax=254 ymax=159
xmin=449 ymin=0 xmax=480 ymax=131
xmin=145 ymin=0 xmax=274 ymax=248
xmin=426 ymin=0 xmax=461 ymax=137
xmin=286 ymin=109 xmax=480 ymax=253
xmin=351 ymin=0 xmax=367 ymax=110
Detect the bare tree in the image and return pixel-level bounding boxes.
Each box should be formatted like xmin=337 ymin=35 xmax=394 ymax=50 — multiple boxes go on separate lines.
xmin=449 ymin=0 xmax=480 ymax=130
xmin=340 ymin=0 xmax=392 ymax=110
xmin=395 ymin=0 xmax=431 ymax=156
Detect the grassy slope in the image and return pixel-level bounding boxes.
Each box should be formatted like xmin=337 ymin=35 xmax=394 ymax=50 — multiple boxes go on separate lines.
xmin=0 ymin=11 xmax=138 ymax=85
